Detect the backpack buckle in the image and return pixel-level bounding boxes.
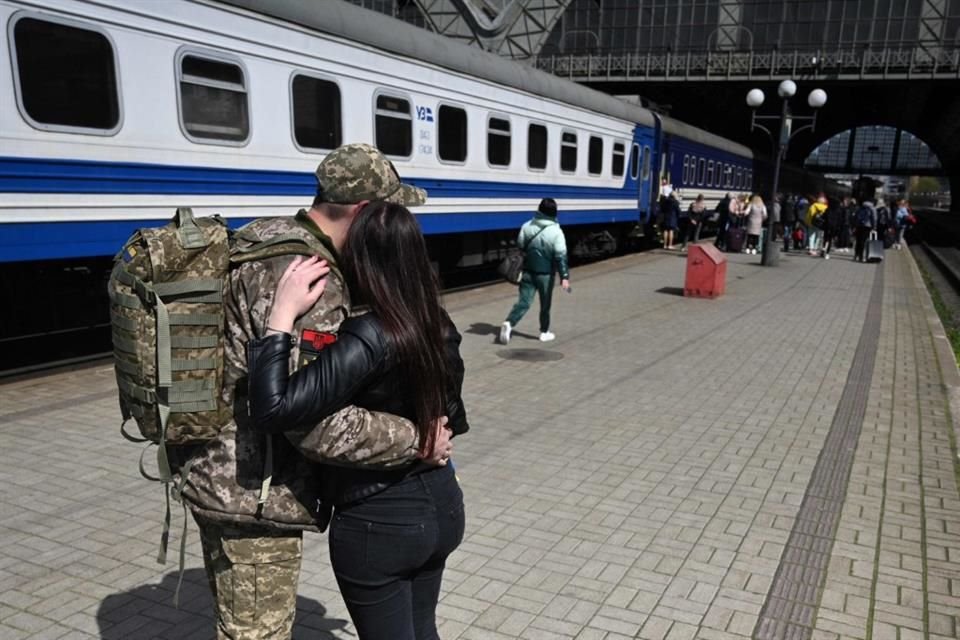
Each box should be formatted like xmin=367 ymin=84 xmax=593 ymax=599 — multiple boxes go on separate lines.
xmin=134 ymin=279 xmax=156 ymax=305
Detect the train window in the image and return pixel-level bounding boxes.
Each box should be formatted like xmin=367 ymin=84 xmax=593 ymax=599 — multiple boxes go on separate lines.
xmin=487 ymin=117 xmax=511 ymax=167
xmin=12 ymin=15 xmax=121 ymax=134
xmin=291 ymin=74 xmax=341 ymax=151
xmin=747 ymin=171 xmax=752 ymax=189
xmin=612 ymin=142 xmax=625 ymax=177
xmin=438 ymin=105 xmax=467 ymax=163
xmin=641 ymin=146 xmax=651 ymax=181
xmin=560 ymin=131 xmax=577 ymax=172
xmin=375 ymin=94 xmax=412 ymax=157
xmin=697 ymin=158 xmax=706 ymax=185
xmin=707 ymin=160 xmax=715 ymax=186
xmin=588 ymin=136 xmax=603 ymax=175
xmin=682 ymin=156 xmax=689 ymax=185
xmin=178 ymin=53 xmax=249 ymax=144
xmin=528 ymin=123 xmax=547 ymax=170
xmin=630 ymin=144 xmax=640 ymax=179
xmin=736 ymin=167 xmax=743 ymax=189
xmin=724 ymin=164 xmax=732 ymax=188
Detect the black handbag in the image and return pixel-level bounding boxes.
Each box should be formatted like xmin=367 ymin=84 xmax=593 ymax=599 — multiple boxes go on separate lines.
xmin=497 ymin=226 xmax=548 ymax=285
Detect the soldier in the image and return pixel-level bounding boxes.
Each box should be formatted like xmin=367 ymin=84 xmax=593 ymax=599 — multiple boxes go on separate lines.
xmin=174 ymin=143 xmax=453 ymax=639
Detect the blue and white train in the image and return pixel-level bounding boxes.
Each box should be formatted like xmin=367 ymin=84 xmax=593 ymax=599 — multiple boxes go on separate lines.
xmin=1 ymin=0 xmax=764 ymax=346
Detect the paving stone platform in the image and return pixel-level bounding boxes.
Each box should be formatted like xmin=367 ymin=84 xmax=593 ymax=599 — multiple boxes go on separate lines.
xmin=1 ymin=244 xmax=958 ymax=640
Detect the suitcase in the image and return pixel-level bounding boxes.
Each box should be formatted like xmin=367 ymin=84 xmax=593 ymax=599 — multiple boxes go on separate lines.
xmin=866 ymin=231 xmax=884 ymax=263
xmin=726 ymin=227 xmax=745 ymax=253
xmin=792 ymin=227 xmax=805 ymax=250
xmin=883 ymin=227 xmax=896 ymax=249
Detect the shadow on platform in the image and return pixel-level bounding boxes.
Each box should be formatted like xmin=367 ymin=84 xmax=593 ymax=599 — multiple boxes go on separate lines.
xmin=465 ymin=322 xmax=539 ymax=343
xmin=656 ymin=286 xmax=685 ymax=296
xmin=496 ymin=348 xmax=564 ymax=362
xmin=95 ymin=569 xmax=349 ymax=639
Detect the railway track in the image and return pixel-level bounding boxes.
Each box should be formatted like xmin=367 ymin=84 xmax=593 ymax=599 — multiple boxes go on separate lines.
xmin=912 ymin=209 xmax=960 ymax=355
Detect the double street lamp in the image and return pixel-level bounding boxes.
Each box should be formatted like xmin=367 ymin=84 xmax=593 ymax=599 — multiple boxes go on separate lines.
xmin=746 ymin=80 xmax=828 ymax=266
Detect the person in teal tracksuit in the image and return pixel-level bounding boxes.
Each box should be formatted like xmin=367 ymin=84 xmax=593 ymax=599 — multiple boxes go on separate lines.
xmin=499 ymin=198 xmax=571 ymax=344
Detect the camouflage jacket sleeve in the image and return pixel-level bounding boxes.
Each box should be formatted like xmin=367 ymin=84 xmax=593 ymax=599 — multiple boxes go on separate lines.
xmin=225 ymin=255 xmax=419 ymax=468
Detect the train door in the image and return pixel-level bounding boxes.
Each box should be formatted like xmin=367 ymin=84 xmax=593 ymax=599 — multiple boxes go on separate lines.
xmin=633 ymin=127 xmax=656 ymax=222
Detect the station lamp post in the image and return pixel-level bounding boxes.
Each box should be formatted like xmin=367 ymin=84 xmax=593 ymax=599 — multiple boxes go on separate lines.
xmin=746 ymin=80 xmax=828 ymax=266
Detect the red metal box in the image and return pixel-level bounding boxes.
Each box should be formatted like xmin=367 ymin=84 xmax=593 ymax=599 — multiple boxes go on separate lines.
xmin=684 ymin=244 xmax=727 ymax=299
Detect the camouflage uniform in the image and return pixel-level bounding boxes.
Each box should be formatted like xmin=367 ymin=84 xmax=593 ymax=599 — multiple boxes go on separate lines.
xmin=180 ymin=144 xmax=428 ymax=640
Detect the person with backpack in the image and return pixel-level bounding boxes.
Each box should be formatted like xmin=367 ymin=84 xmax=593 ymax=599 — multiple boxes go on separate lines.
xmin=854 ymin=199 xmax=878 ymax=262
xmin=177 ymin=144 xmax=453 ymax=640
xmin=499 ymin=198 xmax=571 ymax=344
xmin=805 ymin=193 xmax=828 ymax=256
xmin=246 ymin=200 xmax=467 ymax=640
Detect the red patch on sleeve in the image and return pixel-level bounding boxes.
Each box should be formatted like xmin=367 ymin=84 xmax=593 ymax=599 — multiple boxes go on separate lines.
xmin=301 ymin=329 xmax=337 ymax=351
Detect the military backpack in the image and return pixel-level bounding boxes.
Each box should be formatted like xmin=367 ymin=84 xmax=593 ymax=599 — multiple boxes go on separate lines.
xmin=108 ymin=208 xmax=339 ymax=603
xmin=109 ymin=207 xmax=231 ymax=452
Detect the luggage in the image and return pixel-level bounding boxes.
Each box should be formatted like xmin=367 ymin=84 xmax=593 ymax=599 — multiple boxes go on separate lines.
xmin=109 ymin=208 xmax=232 ymax=448
xmin=726 ymin=224 xmax=745 ymax=253
xmin=497 ymin=251 xmax=524 ymax=284
xmin=497 ymin=225 xmax=548 ymax=285
xmin=866 ymin=231 xmax=884 ymax=263
xmin=792 ymin=226 xmax=805 ymax=250
xmin=883 ymin=227 xmax=896 ymax=249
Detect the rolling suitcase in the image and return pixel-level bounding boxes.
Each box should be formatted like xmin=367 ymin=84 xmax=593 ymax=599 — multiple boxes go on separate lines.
xmin=726 ymin=217 xmax=746 ymax=253
xmin=866 ymin=231 xmax=884 ymax=263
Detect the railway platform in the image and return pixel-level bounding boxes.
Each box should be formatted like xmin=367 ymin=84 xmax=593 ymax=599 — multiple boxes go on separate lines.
xmin=1 ymin=244 xmax=958 ymax=640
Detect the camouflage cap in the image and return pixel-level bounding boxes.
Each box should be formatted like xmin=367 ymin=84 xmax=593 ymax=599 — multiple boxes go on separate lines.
xmin=315 ymin=143 xmax=427 ymax=206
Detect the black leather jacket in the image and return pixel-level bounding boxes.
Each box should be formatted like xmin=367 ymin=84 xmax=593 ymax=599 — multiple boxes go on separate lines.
xmin=246 ymin=312 xmax=468 ymax=505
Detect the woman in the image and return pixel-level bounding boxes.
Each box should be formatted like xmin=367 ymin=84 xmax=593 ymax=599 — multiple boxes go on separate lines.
xmin=819 ymin=196 xmax=844 ymax=259
xmin=894 ymin=199 xmax=911 ymax=249
xmin=685 ymin=194 xmax=706 ymax=249
xmin=805 ymin=193 xmax=828 ymax=256
xmin=660 ymin=191 xmax=679 ymax=249
xmin=744 ymin=194 xmax=767 ymax=255
xmin=246 ymin=201 xmax=468 ymax=640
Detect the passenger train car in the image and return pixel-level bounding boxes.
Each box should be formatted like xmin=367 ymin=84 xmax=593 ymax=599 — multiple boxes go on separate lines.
xmin=2 ymin=0 xmax=767 ymax=353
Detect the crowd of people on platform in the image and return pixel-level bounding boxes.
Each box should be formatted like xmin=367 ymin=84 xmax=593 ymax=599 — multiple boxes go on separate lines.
xmin=763 ymin=192 xmax=916 ymax=261
xmin=656 ymin=182 xmax=917 ymax=262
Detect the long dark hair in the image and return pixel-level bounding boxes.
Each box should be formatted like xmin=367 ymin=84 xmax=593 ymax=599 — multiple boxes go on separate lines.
xmin=341 ymin=201 xmax=449 ymax=456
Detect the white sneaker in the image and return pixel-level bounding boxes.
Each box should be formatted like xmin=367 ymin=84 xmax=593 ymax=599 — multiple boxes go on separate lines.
xmin=499 ymin=321 xmax=511 ymax=345
xmin=824 ymin=254 xmax=829 ymax=260
xmin=539 ymin=331 xmax=556 ymax=342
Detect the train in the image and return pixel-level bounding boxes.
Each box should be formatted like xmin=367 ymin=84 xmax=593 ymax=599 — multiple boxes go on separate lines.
xmin=0 ymin=0 xmax=840 ymax=359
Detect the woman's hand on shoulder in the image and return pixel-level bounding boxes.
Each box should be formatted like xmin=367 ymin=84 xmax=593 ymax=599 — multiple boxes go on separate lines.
xmin=267 ymin=256 xmax=330 ymax=333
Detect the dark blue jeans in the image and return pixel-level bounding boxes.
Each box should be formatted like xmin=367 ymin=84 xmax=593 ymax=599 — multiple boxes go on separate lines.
xmin=329 ymin=464 xmax=465 ymax=640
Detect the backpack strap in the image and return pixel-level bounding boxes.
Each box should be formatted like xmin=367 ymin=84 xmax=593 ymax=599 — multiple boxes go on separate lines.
xmin=176 ymin=207 xmax=208 ymax=250
xmin=522 ymin=225 xmax=549 ymax=251
xmin=232 ymin=232 xmax=345 ymax=283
